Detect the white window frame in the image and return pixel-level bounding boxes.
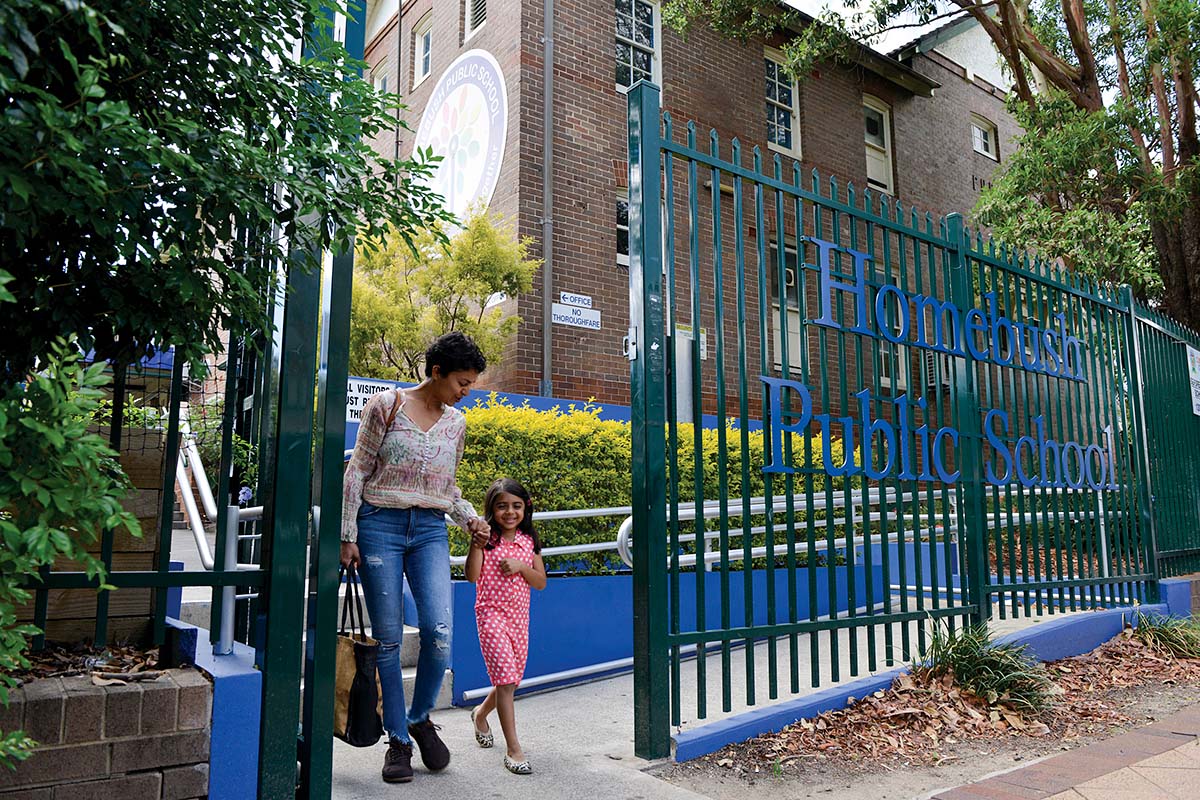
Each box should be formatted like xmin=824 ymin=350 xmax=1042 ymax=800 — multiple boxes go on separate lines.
xmin=768 ymin=246 xmax=804 ymax=372
xmin=413 ymin=13 xmax=433 ymax=89
xmin=971 ymin=114 xmax=999 ymax=161
xmin=616 ymin=0 xmax=661 ymax=93
xmin=373 ymin=62 xmax=389 ymax=94
xmin=863 ymin=95 xmax=894 ymax=194
xmin=764 ymin=48 xmax=801 ymax=159
xmin=617 ymin=191 xmax=630 ymax=267
xmin=465 ymin=0 xmax=486 ymax=42
xmin=877 ymin=265 xmax=909 ymax=391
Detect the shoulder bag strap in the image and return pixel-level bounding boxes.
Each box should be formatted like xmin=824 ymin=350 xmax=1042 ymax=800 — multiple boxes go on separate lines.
xmin=383 ymin=388 xmax=403 ymax=430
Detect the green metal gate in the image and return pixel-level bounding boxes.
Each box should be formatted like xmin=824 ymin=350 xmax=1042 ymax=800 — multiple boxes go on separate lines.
xmin=1136 ymin=305 xmax=1200 ymax=578
xmin=627 ymin=82 xmax=1168 ymax=759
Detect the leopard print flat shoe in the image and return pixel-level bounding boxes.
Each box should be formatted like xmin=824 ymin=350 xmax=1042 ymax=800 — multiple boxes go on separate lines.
xmin=470 ymin=708 xmax=494 ymax=748
xmin=504 ymin=754 xmax=532 ymax=775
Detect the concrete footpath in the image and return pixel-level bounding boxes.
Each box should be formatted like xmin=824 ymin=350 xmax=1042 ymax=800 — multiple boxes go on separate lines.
xmin=932 ymin=703 xmax=1200 ymax=800
xmin=331 ymin=670 xmax=703 ymax=800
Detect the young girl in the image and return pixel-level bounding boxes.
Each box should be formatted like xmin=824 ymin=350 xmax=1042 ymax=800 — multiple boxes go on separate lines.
xmin=465 ymin=478 xmax=547 ymax=775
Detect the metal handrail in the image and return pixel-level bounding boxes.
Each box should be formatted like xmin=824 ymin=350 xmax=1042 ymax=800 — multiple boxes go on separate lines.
xmin=615 ymin=484 xmax=1128 ymax=568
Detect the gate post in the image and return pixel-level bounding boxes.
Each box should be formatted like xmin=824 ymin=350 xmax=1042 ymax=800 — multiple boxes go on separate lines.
xmin=1122 ymin=288 xmax=1161 ymax=602
xmin=627 ymin=81 xmax=670 ymax=760
xmin=946 ymin=214 xmax=989 ymax=626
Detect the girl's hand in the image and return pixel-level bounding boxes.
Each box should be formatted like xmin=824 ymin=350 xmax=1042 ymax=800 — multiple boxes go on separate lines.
xmin=340 ymin=542 xmax=361 ymax=570
xmin=499 ymin=558 xmax=524 ymax=576
xmin=468 ymin=517 xmax=491 ymax=549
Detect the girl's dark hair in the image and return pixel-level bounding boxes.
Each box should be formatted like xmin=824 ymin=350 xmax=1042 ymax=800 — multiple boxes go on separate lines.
xmin=425 ymin=331 xmax=486 ymax=378
xmin=482 ymin=477 xmax=541 ymax=553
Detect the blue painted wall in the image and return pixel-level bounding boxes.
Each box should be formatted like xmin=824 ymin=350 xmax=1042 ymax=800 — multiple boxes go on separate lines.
xmin=449 ymin=563 xmax=883 ymax=704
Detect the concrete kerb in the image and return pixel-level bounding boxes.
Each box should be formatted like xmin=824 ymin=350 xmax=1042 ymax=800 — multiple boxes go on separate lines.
xmin=672 ymin=580 xmax=1196 ymax=763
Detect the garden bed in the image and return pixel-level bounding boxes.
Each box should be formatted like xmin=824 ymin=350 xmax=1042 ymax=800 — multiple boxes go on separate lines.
xmin=659 ymin=626 xmax=1200 ymax=798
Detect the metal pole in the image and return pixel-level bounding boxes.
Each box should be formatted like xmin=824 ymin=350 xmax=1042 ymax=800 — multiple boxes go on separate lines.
xmin=217 ymin=506 xmax=238 ymax=655
xmin=946 ymin=213 xmax=989 ymax=626
xmin=1123 ymin=288 xmax=1161 ymax=602
xmin=540 ymin=0 xmax=555 ymax=396
xmin=628 ymin=80 xmax=669 ymax=760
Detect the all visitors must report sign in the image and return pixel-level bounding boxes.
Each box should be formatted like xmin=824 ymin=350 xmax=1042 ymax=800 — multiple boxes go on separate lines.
xmin=761 ymin=235 xmax=1120 ymax=493
xmin=346 ymin=378 xmax=395 ymax=422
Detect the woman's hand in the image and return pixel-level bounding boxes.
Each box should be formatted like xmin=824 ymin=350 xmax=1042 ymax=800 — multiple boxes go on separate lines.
xmin=468 ymin=517 xmax=491 ymax=549
xmin=340 ymin=541 xmax=361 ymax=570
xmin=499 ymin=558 xmax=525 ymax=576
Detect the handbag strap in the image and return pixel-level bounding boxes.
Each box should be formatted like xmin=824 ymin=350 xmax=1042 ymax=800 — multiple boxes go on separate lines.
xmin=339 ymin=565 xmax=369 ymax=640
xmin=384 ymin=389 xmax=403 ymax=430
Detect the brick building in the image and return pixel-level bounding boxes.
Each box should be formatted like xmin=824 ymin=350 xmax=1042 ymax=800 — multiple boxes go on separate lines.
xmin=361 ymin=1 xmax=1019 ymax=410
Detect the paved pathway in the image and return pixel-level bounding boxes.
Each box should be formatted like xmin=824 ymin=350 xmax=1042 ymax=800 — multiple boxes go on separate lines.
xmin=932 ymin=703 xmax=1200 ymax=800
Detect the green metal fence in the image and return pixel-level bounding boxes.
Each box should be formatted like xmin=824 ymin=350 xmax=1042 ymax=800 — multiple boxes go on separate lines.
xmin=1136 ymin=304 xmax=1200 ymax=578
xmin=627 ymin=82 xmax=1197 ymax=759
xmin=21 ymin=11 xmax=359 ymax=798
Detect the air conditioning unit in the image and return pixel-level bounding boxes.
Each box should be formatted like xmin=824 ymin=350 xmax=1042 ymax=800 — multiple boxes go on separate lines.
xmin=924 ymin=350 xmax=953 ymax=390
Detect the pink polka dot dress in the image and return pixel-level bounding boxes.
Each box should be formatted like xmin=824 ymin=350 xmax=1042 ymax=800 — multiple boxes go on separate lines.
xmin=474 ymin=533 xmax=536 ymax=686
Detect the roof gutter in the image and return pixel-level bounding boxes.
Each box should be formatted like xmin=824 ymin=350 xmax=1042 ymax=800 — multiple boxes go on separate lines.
xmin=783 ymin=10 xmax=940 ymax=97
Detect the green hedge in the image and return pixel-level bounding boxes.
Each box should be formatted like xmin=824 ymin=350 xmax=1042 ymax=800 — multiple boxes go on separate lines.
xmin=454 ymin=395 xmax=848 ymax=573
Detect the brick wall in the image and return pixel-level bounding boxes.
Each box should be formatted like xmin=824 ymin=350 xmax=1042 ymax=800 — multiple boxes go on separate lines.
xmin=893 ymin=50 xmax=1019 ymax=221
xmin=365 ymin=3 xmax=1021 ymax=413
xmin=0 ymin=669 xmax=212 ymax=800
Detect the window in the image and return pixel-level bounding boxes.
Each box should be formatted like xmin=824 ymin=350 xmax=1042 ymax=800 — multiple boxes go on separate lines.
xmin=769 ymin=247 xmax=804 ymax=371
xmin=617 ymin=195 xmax=630 ymax=267
xmin=413 ymin=14 xmax=432 ymax=87
xmin=971 ymin=115 xmax=999 ymax=161
xmin=616 ymin=0 xmax=659 ymax=91
xmin=879 ymin=341 xmax=909 ymax=391
xmin=465 ymin=0 xmax=486 ymax=39
xmin=373 ymin=65 xmax=388 ymax=94
xmin=765 ymin=52 xmax=800 ymax=157
xmin=863 ymin=96 xmax=894 ymax=193
xmin=878 ymin=266 xmax=909 ymax=390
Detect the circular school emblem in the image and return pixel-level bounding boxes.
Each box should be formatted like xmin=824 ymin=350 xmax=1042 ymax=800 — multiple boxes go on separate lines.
xmin=412 ymin=49 xmax=508 ymax=219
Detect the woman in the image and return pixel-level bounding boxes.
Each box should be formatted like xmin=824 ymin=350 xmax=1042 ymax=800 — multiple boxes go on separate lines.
xmin=341 ymin=331 xmax=491 ymax=784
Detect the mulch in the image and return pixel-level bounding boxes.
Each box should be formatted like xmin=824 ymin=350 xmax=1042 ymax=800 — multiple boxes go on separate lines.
xmin=11 ymin=641 xmax=162 ymax=686
xmin=699 ymin=627 xmax=1200 ymax=773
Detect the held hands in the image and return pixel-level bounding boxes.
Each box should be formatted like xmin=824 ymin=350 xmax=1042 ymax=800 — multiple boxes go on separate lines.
xmin=498 ymin=558 xmax=526 ymax=577
xmin=467 ymin=516 xmax=491 ymax=549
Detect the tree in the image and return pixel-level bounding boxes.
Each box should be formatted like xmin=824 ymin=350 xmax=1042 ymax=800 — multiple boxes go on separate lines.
xmin=0 ymin=0 xmax=452 ymax=382
xmin=350 ymin=209 xmax=541 ymax=380
xmin=663 ymin=0 xmax=1200 ymax=324
xmin=0 ymin=0 xmax=451 ymax=767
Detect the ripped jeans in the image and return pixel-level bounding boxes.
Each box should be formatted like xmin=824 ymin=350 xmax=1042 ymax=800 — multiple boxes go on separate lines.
xmin=356 ymin=503 xmax=452 ymax=743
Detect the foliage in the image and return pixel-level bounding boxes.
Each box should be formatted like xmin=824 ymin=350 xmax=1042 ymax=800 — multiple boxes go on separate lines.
xmin=1133 ymin=610 xmax=1200 ymax=659
xmin=0 ymin=342 xmax=139 ymax=767
xmin=188 ymin=400 xmax=259 ymax=498
xmin=975 ymin=96 xmax=1162 ymax=297
xmin=451 ymin=395 xmax=848 ymax=574
xmin=0 ymin=0 xmax=453 ymax=382
xmin=662 ymin=0 xmax=1200 ymax=325
xmin=916 ymin=621 xmax=1056 ymax=715
xmin=351 ymin=209 xmax=541 ymax=381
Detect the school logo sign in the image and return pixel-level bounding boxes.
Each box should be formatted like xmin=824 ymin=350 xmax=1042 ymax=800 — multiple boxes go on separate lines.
xmin=413 ymin=49 xmax=508 ymax=219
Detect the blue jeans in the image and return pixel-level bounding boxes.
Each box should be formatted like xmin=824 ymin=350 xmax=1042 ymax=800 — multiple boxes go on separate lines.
xmin=356 ymin=504 xmax=452 ymax=744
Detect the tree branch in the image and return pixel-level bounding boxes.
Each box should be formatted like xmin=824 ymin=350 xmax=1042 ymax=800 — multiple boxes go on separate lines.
xmin=1105 ymin=0 xmax=1154 ymax=172
xmin=1142 ymin=0 xmax=1177 ymax=180
xmin=951 ymin=0 xmax=1034 ymax=102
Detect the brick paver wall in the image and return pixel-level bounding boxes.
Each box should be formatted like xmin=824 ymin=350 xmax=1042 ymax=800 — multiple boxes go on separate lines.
xmin=0 ymin=668 xmax=212 ymax=799
xmin=365 ymin=2 xmax=1021 ymax=412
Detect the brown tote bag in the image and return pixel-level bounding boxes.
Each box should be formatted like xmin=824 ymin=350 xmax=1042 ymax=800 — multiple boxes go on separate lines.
xmin=333 ymin=566 xmax=384 ymax=747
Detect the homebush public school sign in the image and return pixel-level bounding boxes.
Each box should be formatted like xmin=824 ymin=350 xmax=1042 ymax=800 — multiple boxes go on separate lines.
xmin=763 ymin=236 xmax=1119 ymax=492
